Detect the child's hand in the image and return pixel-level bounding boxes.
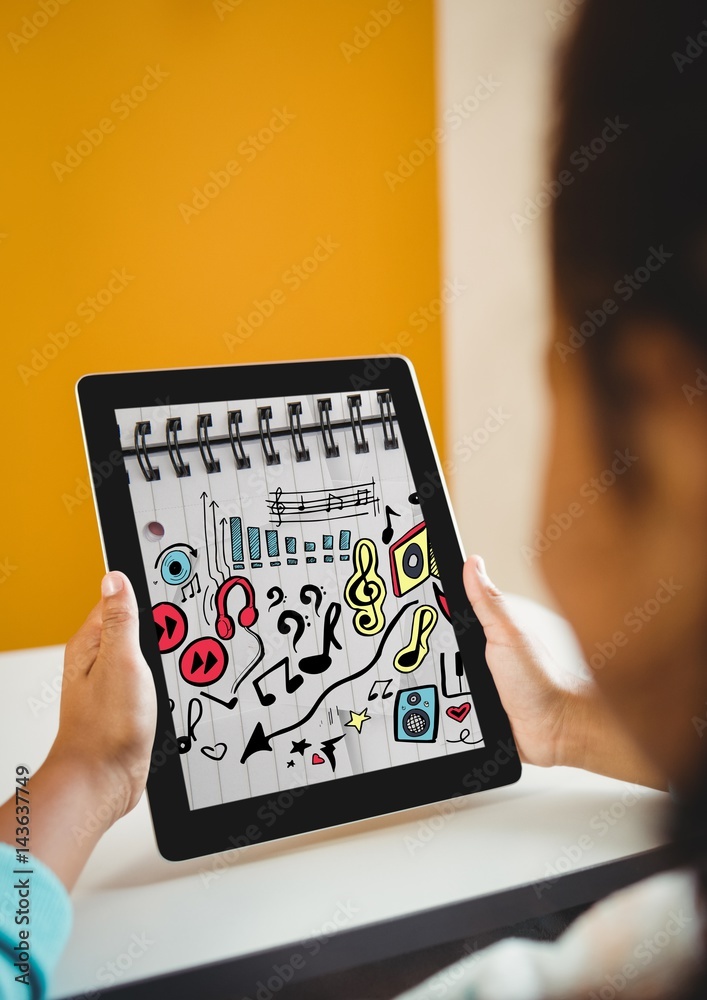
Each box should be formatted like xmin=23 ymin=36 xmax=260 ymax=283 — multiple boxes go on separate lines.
xmin=52 ymin=571 xmax=157 ymax=827
xmin=464 ymin=557 xmax=665 ymax=788
xmin=463 ymin=556 xmax=576 ymax=768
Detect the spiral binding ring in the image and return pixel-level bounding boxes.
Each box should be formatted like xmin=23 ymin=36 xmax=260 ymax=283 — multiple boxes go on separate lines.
xmin=377 ymin=391 xmax=398 ymax=450
xmin=197 ymin=414 xmax=221 ymax=473
xmin=166 ymin=417 xmax=190 ymax=478
xmin=227 ymin=410 xmax=251 ymax=469
xmin=134 ymin=421 xmax=160 ymax=481
xmin=287 ymin=402 xmax=310 ymax=462
xmin=347 ymin=394 xmax=369 ymax=454
xmin=258 ymin=406 xmax=281 ymax=466
xmin=317 ymin=398 xmax=340 ymax=458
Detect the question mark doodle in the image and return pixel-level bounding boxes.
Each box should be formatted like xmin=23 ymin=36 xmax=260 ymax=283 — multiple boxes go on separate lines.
xmin=300 ymin=584 xmax=323 ymax=617
xmin=267 ymin=586 xmax=286 ymax=611
xmin=277 ymin=610 xmax=306 ymax=651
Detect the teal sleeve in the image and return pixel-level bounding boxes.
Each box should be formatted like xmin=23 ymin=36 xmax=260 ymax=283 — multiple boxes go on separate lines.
xmin=0 ymin=843 xmax=72 ymax=1000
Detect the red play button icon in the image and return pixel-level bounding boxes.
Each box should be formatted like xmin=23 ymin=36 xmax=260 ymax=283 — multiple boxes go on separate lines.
xmin=152 ymin=602 xmax=188 ymax=654
xmin=179 ymin=637 xmax=228 ymax=686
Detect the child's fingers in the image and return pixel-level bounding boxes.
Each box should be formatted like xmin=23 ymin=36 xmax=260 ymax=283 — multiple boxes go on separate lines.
xmin=463 ymin=556 xmax=519 ymax=645
xmin=98 ymin=572 xmax=142 ymax=666
xmin=63 ymin=600 xmax=103 ymax=675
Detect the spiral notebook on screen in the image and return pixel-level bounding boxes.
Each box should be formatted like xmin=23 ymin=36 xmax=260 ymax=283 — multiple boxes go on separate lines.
xmin=78 ymin=357 xmax=518 ymax=859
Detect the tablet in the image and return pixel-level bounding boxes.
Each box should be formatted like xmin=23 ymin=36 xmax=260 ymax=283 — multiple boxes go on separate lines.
xmin=77 ymin=356 xmax=519 ymax=860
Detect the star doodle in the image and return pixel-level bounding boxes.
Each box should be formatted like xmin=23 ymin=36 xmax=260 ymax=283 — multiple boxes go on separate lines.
xmin=290 ymin=738 xmax=312 ymax=756
xmin=286 ymin=760 xmax=295 ymax=768
xmin=345 ymin=708 xmax=371 ymax=734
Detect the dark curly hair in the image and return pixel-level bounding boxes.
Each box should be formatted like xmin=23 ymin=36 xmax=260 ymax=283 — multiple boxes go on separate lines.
xmin=551 ymin=3 xmax=707 ymax=997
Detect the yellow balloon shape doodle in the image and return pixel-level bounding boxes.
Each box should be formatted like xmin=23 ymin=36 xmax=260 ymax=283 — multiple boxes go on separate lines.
xmin=344 ymin=538 xmax=387 ymax=636
xmin=393 ymin=605 xmax=438 ymax=673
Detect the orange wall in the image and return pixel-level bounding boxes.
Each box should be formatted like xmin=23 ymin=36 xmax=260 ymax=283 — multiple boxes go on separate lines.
xmin=0 ymin=0 xmax=442 ymax=650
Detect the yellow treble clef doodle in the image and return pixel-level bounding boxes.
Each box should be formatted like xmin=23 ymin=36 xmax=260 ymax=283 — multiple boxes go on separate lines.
xmin=393 ymin=605 xmax=438 ymax=673
xmin=344 ymin=538 xmax=387 ymax=636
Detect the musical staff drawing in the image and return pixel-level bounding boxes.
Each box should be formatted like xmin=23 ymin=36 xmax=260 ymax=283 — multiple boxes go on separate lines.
xmin=267 ymin=478 xmax=379 ymax=526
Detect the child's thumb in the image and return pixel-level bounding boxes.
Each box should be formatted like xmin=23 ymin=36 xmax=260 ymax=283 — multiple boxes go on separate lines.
xmin=463 ymin=556 xmax=517 ymax=639
xmin=99 ymin=572 xmax=140 ymax=653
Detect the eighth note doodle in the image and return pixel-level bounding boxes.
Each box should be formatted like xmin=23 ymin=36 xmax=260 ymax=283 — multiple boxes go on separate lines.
xmin=367 ymin=678 xmax=393 ymax=701
xmin=393 ymin=605 xmax=438 ymax=673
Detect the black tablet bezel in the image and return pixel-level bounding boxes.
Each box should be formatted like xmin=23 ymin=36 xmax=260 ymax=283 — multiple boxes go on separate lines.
xmin=77 ymin=356 xmax=520 ymax=861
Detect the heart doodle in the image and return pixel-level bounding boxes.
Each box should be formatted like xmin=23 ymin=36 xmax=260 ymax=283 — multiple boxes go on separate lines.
xmin=446 ymin=703 xmax=471 ymax=723
xmin=201 ymin=743 xmax=227 ymax=761
xmin=311 ymin=753 xmax=325 ymax=765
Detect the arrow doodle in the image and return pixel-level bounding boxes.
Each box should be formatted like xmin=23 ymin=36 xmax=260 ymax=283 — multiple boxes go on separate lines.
xmin=240 ymin=601 xmax=417 ymax=763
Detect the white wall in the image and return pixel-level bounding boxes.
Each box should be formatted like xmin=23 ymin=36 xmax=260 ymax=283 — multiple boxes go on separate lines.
xmin=436 ymin=0 xmax=573 ymax=604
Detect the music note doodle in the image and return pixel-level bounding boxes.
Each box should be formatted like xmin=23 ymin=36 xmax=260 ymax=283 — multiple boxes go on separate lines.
xmin=326 ymin=493 xmax=344 ymax=513
xmin=393 ymin=605 xmax=438 ymax=673
xmin=381 ymin=505 xmax=401 ymax=545
xmin=344 ymin=538 xmax=387 ymax=636
xmin=177 ymin=697 xmax=203 ymax=754
xmin=367 ymin=678 xmax=393 ymax=701
xmin=298 ymin=602 xmax=342 ymax=674
xmin=252 ymin=656 xmax=304 ymax=706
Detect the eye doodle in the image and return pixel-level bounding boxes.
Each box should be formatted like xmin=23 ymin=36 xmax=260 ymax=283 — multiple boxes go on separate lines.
xmin=155 ymin=544 xmax=201 ymax=601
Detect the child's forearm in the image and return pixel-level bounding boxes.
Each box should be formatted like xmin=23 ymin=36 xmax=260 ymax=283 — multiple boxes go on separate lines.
xmin=0 ymin=747 xmax=117 ymax=892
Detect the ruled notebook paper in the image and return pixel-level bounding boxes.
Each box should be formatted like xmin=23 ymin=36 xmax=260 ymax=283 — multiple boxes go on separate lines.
xmin=116 ymin=388 xmax=484 ymax=810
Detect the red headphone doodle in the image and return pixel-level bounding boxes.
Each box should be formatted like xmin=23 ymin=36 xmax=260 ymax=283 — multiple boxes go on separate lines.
xmin=215 ymin=576 xmax=259 ymax=639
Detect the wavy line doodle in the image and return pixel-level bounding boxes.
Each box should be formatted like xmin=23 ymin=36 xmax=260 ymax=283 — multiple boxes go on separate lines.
xmin=240 ymin=601 xmax=416 ymax=762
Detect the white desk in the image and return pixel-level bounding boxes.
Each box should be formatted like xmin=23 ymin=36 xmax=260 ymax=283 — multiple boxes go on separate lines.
xmin=0 ymin=599 xmax=670 ymax=999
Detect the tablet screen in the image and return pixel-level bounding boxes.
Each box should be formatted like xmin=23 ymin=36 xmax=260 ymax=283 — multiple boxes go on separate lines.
xmin=116 ymin=386 xmax=485 ymax=811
